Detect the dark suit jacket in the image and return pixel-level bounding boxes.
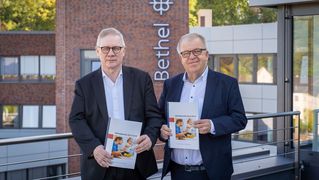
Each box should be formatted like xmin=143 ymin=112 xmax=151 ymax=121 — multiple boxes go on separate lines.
xmin=159 ymin=68 xmax=247 ymax=180
xmin=69 ymin=66 xmax=162 ymax=180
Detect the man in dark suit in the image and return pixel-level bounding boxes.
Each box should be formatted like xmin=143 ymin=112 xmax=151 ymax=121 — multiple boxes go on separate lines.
xmin=159 ymin=33 xmax=247 ymax=180
xmin=69 ymin=28 xmax=162 ymax=180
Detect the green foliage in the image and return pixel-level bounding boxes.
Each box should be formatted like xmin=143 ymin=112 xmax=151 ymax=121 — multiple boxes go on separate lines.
xmin=189 ymin=0 xmax=198 ymax=26
xmin=189 ymin=0 xmax=277 ymax=26
xmin=0 ymin=0 xmax=55 ymax=31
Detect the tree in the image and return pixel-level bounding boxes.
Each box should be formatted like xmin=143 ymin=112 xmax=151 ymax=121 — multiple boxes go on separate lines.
xmin=0 ymin=0 xmax=55 ymax=31
xmin=190 ymin=0 xmax=277 ymax=26
xmin=189 ymin=0 xmax=198 ymax=26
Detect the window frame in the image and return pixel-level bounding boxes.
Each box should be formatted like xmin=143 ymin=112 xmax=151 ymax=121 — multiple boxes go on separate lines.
xmin=0 ymin=55 xmax=56 ymax=83
xmin=0 ymin=105 xmax=56 ymax=129
xmin=211 ymin=53 xmax=277 ymax=85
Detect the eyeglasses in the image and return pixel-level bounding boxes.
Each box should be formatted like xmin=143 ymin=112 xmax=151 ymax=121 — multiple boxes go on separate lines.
xmin=99 ymin=46 xmax=123 ymax=55
xmin=180 ymin=48 xmax=206 ymax=58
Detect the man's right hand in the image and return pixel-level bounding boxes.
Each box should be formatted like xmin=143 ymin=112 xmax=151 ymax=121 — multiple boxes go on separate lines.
xmin=93 ymin=145 xmax=112 ymax=168
xmin=160 ymin=124 xmax=172 ymax=140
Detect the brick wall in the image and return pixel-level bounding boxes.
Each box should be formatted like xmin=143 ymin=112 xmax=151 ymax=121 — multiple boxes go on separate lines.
xmin=0 ymin=32 xmax=55 ymax=105
xmin=56 ymin=0 xmax=188 ymax=173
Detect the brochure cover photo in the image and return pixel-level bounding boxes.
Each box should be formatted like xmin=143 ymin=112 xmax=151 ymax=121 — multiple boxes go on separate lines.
xmin=168 ymin=102 xmax=199 ymax=150
xmin=105 ymin=119 xmax=142 ymax=169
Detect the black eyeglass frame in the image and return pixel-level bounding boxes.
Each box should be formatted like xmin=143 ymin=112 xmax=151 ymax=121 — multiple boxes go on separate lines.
xmin=180 ymin=48 xmax=207 ymax=58
xmin=99 ymin=46 xmax=124 ymax=55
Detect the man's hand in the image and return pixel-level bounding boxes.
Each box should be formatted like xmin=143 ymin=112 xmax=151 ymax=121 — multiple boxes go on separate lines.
xmin=160 ymin=124 xmax=172 ymax=140
xmin=93 ymin=145 xmax=113 ymax=168
xmin=135 ymin=135 xmax=152 ymax=154
xmin=193 ymin=119 xmax=211 ymax=134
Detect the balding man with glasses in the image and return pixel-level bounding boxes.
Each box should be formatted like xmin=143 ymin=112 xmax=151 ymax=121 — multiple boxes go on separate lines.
xmin=69 ymin=28 xmax=162 ymax=180
xmin=159 ymin=33 xmax=247 ymax=180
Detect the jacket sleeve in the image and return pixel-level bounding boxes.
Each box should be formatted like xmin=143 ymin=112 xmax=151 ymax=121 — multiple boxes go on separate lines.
xmin=69 ymin=81 xmax=101 ymax=158
xmin=142 ymin=74 xmax=163 ymax=147
xmin=158 ymin=80 xmax=168 ymax=142
xmin=211 ymin=78 xmax=247 ymax=136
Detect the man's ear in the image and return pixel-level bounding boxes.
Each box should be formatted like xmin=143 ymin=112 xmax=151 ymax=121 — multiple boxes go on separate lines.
xmin=96 ymin=47 xmax=100 ymax=56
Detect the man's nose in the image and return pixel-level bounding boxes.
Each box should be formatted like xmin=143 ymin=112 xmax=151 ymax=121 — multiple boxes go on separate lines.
xmin=107 ymin=49 xmax=116 ymax=56
xmin=189 ymin=51 xmax=197 ymax=59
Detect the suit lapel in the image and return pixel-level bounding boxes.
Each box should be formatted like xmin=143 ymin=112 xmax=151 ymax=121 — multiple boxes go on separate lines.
xmin=91 ymin=68 xmax=109 ymax=124
xmin=201 ymin=69 xmax=216 ymax=118
xmin=170 ymin=74 xmax=184 ymax=102
xmin=123 ymin=66 xmax=133 ymax=120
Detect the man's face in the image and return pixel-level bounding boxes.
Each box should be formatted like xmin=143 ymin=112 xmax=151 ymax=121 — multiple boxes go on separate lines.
xmin=96 ymin=35 xmax=125 ymax=71
xmin=179 ymin=38 xmax=208 ymax=75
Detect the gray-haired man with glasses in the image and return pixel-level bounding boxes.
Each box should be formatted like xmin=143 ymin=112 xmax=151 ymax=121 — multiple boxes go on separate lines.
xmin=69 ymin=28 xmax=162 ymax=180
xmin=159 ymin=33 xmax=247 ymax=180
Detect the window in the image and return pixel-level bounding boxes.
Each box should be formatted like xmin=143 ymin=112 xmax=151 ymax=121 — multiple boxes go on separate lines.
xmin=212 ymin=54 xmax=277 ymax=84
xmin=40 ymin=56 xmax=56 ymax=80
xmin=22 ymin=105 xmax=39 ymax=128
xmin=2 ymin=105 xmax=19 ymax=128
xmin=215 ymin=56 xmax=236 ymax=78
xmin=238 ymin=55 xmax=253 ymax=83
xmin=200 ymin=16 xmax=205 ymax=27
xmin=42 ymin=106 xmax=56 ymax=128
xmin=81 ymin=50 xmax=100 ymax=77
xmin=0 ymin=105 xmax=56 ymax=129
xmin=0 ymin=57 xmax=19 ymax=81
xmin=91 ymin=61 xmax=100 ymax=72
xmin=258 ymin=55 xmax=275 ymax=83
xmin=20 ymin=56 xmax=39 ymax=80
xmin=0 ymin=55 xmax=56 ymax=82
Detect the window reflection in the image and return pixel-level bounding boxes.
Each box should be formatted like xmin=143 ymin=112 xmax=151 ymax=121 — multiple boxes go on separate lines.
xmin=2 ymin=105 xmax=19 ymax=128
xmin=0 ymin=57 xmax=19 ymax=81
xmin=238 ymin=55 xmax=253 ymax=83
xmin=258 ymin=55 xmax=274 ymax=83
xmin=216 ymin=56 xmax=235 ymax=77
xmin=293 ymin=15 xmax=319 ymax=147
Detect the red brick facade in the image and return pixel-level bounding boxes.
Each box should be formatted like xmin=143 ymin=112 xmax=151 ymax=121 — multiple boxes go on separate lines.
xmin=0 ymin=32 xmax=55 ymax=105
xmin=55 ymin=0 xmax=188 ymax=173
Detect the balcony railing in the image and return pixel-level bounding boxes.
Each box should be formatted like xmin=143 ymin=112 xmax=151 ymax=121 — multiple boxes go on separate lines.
xmin=0 ymin=111 xmax=301 ymax=180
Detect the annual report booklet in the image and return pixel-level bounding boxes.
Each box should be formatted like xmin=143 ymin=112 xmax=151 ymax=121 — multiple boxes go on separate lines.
xmin=168 ymin=102 xmax=199 ymax=150
xmin=105 ymin=119 xmax=142 ymax=169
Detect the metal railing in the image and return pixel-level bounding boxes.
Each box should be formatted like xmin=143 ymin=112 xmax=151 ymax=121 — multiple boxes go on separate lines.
xmin=0 ymin=111 xmax=301 ymax=180
xmin=231 ymin=111 xmax=301 ymax=180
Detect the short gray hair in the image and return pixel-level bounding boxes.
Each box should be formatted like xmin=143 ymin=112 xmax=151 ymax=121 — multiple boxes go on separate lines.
xmin=96 ymin=28 xmax=126 ymax=47
xmin=176 ymin=33 xmax=207 ymax=54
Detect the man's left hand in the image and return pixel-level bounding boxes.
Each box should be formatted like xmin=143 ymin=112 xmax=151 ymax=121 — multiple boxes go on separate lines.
xmin=193 ymin=119 xmax=211 ymax=134
xmin=135 ymin=135 xmax=152 ymax=154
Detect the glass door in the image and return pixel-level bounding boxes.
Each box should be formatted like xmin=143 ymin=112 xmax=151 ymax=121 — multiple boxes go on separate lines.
xmin=293 ymin=15 xmax=319 ymax=150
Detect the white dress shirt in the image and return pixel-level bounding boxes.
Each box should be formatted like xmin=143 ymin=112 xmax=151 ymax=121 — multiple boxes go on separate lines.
xmin=171 ymin=66 xmax=215 ymax=165
xmin=102 ymin=68 xmax=125 ymax=121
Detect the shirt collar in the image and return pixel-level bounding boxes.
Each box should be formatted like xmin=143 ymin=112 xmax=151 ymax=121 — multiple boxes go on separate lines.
xmin=183 ymin=66 xmax=208 ymax=83
xmin=101 ymin=67 xmax=123 ymax=81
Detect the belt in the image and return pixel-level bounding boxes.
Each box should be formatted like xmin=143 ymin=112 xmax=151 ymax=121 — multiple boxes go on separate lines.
xmin=171 ymin=161 xmax=206 ymax=172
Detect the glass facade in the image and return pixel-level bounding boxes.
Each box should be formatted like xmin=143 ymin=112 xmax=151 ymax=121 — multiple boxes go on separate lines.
xmin=293 ymin=15 xmax=319 ymax=148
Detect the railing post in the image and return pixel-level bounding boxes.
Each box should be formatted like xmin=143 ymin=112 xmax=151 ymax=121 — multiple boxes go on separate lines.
xmin=313 ymin=110 xmax=319 ymax=152
xmin=295 ymin=113 xmax=301 ymax=180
